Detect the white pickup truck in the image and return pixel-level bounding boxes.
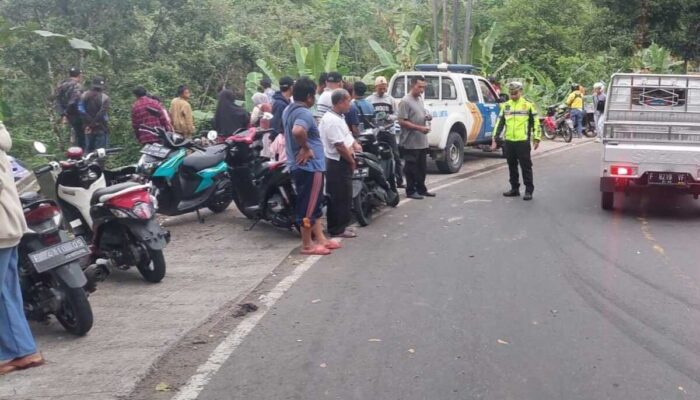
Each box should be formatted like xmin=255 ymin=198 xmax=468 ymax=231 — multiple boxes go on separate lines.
xmin=600 ymin=73 xmax=700 ymax=210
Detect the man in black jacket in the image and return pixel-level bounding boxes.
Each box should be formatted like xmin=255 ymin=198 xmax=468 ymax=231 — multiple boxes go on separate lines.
xmin=270 ymin=76 xmax=294 ymax=141
xmin=54 ymin=67 xmax=84 ymax=149
xmin=80 ymin=76 xmax=110 ymax=152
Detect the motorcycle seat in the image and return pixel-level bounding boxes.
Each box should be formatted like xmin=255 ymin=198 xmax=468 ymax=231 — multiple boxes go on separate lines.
xmin=91 ymin=182 xmax=144 ymax=205
xmin=19 ymin=191 xmax=41 ymax=205
xmin=182 ymin=148 xmax=226 ymax=171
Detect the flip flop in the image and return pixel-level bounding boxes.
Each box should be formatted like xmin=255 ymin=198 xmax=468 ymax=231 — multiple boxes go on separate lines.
xmin=11 ymin=353 xmax=45 ymax=370
xmin=323 ymin=240 xmax=343 ymax=250
xmin=300 ymin=245 xmax=331 ymax=256
xmin=333 ymin=230 xmax=357 ymax=239
xmin=0 ymin=362 xmax=17 ymax=376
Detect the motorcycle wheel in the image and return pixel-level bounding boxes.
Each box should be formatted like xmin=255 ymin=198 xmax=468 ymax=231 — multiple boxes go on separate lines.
xmin=207 ymin=196 xmax=232 ymax=213
xmin=55 ymin=287 xmax=93 ymax=336
xmin=137 ymin=249 xmax=166 ymax=283
xmin=232 ymin=191 xmax=257 ymax=220
xmin=387 ymin=189 xmax=400 ymax=207
xmin=563 ymin=126 xmax=573 ymax=143
xmin=353 ymin=185 xmax=373 ymax=227
xmin=542 ymin=122 xmax=556 ymax=140
xmin=584 ymin=122 xmax=597 ymax=138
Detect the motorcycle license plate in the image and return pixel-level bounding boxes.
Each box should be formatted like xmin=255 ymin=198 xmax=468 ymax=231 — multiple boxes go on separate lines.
xmin=140 ymin=144 xmax=170 ymax=159
xmin=354 ymin=167 xmax=370 ymax=178
xmin=648 ymin=172 xmax=689 ymax=186
xmin=28 ymin=237 xmax=90 ymax=273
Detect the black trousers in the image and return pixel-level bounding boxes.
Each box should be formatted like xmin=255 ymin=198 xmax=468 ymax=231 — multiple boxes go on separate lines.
xmin=402 ymin=148 xmax=428 ymax=195
xmin=504 ymin=141 xmax=534 ymax=193
xmin=326 ymin=158 xmax=353 ymax=236
xmin=377 ymin=130 xmax=403 ymax=186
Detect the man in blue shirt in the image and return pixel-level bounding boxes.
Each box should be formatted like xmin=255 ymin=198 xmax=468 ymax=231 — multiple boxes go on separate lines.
xmin=283 ymin=77 xmax=340 ymax=256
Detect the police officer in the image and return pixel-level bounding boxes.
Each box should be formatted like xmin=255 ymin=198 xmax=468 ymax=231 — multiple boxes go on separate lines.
xmin=490 ymin=82 xmax=541 ymax=201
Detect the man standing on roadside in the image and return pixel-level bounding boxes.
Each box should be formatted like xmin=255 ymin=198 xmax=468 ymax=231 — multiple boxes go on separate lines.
xmin=367 ymin=76 xmax=404 ymax=188
xmin=131 ymin=86 xmax=173 ymax=145
xmin=79 ymin=76 xmax=111 ymax=152
xmin=491 ymin=81 xmax=541 ymax=201
xmin=283 ymin=77 xmax=340 ymax=256
xmin=170 ymin=85 xmax=196 ymax=138
xmin=314 ymin=72 xmax=343 ymax=121
xmin=566 ymin=83 xmax=585 ymax=139
xmin=261 ymin=77 xmax=275 ymax=103
xmin=320 ymin=89 xmax=361 ymax=239
xmin=0 ymin=122 xmax=44 ymax=376
xmin=54 ymin=67 xmax=84 ymax=149
xmin=592 ymin=82 xmax=606 ymax=143
xmin=397 ymin=76 xmax=434 ymax=200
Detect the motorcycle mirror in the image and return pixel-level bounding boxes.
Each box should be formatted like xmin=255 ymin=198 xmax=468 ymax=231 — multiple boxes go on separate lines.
xmin=33 ymin=141 xmax=47 ymax=154
xmin=96 ymin=148 xmax=107 ymax=159
xmin=207 ymin=130 xmax=219 ymax=141
xmin=262 ymin=112 xmax=274 ymax=121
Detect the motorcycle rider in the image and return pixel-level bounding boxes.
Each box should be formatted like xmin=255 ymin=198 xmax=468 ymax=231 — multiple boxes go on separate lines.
xmin=491 ymin=82 xmax=541 ymax=201
xmin=367 ymin=76 xmax=404 ymax=188
xmin=566 ymin=83 xmax=585 ymax=139
xmin=0 ymin=122 xmax=44 ymax=375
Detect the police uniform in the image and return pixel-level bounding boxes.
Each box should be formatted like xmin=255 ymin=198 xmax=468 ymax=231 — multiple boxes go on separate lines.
xmin=494 ymin=97 xmax=541 ymax=196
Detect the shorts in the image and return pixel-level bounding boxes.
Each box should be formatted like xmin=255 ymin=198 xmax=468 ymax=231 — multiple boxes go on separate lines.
xmin=292 ymin=169 xmax=325 ymax=228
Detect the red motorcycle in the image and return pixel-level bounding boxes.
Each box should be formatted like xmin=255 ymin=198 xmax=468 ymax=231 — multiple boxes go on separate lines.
xmin=540 ymin=105 xmax=574 ymax=143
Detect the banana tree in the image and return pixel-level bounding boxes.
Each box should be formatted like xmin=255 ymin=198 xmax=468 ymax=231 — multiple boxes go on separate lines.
xmin=470 ymin=22 xmax=520 ymax=78
xmin=633 ymin=42 xmax=684 ymax=73
xmin=365 ymin=25 xmax=432 ymax=83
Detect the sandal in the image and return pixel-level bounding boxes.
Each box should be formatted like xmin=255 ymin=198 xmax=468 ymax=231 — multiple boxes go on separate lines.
xmin=333 ymin=230 xmax=357 ymax=239
xmin=323 ymin=240 xmax=343 ymax=250
xmin=300 ymin=245 xmax=331 ymax=256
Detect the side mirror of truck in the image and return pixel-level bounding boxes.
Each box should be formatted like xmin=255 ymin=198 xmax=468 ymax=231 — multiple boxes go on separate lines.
xmin=498 ymin=94 xmax=509 ymax=103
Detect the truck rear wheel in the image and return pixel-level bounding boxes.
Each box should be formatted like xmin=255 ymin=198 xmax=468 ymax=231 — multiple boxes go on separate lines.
xmin=601 ymin=192 xmax=614 ymax=210
xmin=436 ymin=132 xmax=464 ymax=174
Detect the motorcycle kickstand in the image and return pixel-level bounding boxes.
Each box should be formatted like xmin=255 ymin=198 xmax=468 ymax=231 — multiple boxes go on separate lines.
xmin=245 ymin=217 xmax=261 ymax=231
xmin=196 ymin=209 xmax=205 ymax=224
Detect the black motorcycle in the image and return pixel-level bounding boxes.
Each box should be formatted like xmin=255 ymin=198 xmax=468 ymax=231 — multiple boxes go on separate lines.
xmin=212 ymin=126 xmax=297 ymax=231
xmin=352 ymin=126 xmax=400 ymax=226
xmin=35 ymin=143 xmax=171 ymax=283
xmin=136 ymin=124 xmax=233 ymax=221
xmin=18 ymin=186 xmax=94 ymax=336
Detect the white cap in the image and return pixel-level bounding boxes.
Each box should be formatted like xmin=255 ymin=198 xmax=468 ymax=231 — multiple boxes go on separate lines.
xmin=593 ymin=82 xmax=605 ymax=89
xmin=374 ymin=76 xmax=388 ymax=86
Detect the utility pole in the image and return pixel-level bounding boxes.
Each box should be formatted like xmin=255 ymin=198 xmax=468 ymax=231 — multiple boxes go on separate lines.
xmin=451 ymin=0 xmax=460 ymax=63
xmin=462 ymin=0 xmax=474 ymax=64
xmin=442 ymin=0 xmax=448 ymax=62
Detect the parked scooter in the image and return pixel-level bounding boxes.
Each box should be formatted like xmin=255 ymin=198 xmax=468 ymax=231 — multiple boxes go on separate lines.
xmin=137 ymin=122 xmax=233 ymax=220
xmin=17 ymin=181 xmax=94 ymax=336
xmin=34 ymin=142 xmax=170 ymax=283
xmin=210 ymin=118 xmax=297 ymax=231
xmin=352 ymin=125 xmax=400 ymax=226
xmin=540 ymin=105 xmax=574 ymax=142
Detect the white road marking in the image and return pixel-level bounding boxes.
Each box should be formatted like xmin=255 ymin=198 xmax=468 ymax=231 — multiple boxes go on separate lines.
xmin=170 ymin=254 xmax=322 ymax=400
xmin=170 ymin=141 xmax=591 ymax=399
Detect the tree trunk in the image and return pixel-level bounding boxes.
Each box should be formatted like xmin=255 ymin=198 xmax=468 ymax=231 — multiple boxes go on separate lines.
xmin=442 ymin=0 xmax=449 ymax=63
xmin=462 ymin=0 xmax=474 ymax=64
xmin=635 ymin=0 xmax=650 ymax=49
xmin=431 ymin=0 xmax=440 ymax=63
xmin=451 ymin=0 xmax=460 ymax=63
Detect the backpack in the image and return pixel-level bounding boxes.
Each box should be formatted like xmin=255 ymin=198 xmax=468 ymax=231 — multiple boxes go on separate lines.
xmin=55 ymin=80 xmax=82 ymax=116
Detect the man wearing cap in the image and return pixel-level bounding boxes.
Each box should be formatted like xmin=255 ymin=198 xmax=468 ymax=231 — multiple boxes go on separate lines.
xmin=368 ymin=76 xmax=404 ymax=188
xmin=54 ymin=67 xmax=85 ymax=149
xmin=490 ymin=82 xmax=541 ymax=201
xmin=79 ymin=76 xmax=111 ymax=152
xmin=314 ymin=71 xmax=343 ymax=121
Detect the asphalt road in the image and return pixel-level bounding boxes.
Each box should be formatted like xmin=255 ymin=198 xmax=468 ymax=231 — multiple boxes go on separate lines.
xmin=193 ymin=143 xmax=700 ymax=400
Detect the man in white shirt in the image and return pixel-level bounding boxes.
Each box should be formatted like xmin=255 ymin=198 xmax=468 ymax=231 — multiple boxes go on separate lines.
xmin=314 ymin=71 xmax=343 ymax=122
xmin=319 ymin=89 xmax=361 ymax=238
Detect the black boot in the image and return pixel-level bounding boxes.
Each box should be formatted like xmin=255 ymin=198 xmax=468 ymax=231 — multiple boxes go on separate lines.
xmin=523 ymin=192 xmax=533 ymax=201
xmin=502 ymin=189 xmax=520 ymax=197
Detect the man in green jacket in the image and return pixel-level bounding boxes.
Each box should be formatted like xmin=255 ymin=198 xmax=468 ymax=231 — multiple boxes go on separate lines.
xmin=491 ymin=82 xmax=541 ymax=201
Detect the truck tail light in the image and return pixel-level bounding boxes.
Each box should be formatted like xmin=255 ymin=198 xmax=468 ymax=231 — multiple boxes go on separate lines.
xmin=610 ymin=165 xmax=637 ymax=176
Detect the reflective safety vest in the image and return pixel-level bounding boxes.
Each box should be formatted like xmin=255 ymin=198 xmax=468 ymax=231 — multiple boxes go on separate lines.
xmin=494 ymin=98 xmax=541 ymax=142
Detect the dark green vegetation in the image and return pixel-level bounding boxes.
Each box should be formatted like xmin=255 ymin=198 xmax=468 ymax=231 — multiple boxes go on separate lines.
xmin=1 ymin=0 xmax=697 ymax=164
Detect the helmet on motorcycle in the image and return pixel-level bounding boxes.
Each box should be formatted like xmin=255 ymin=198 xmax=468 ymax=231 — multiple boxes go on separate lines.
xmin=507 ymin=81 xmax=523 ymax=92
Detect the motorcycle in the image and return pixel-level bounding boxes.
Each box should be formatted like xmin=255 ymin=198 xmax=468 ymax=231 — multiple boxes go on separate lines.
xmin=136 ymin=123 xmax=233 ymax=221
xmin=209 ymin=121 xmax=297 ymax=231
xmin=540 ymin=105 xmax=574 ymax=143
xmin=352 ymin=125 xmax=400 ymax=226
xmin=33 ymin=142 xmax=170 ymax=283
xmin=17 ymin=183 xmax=94 ymax=336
